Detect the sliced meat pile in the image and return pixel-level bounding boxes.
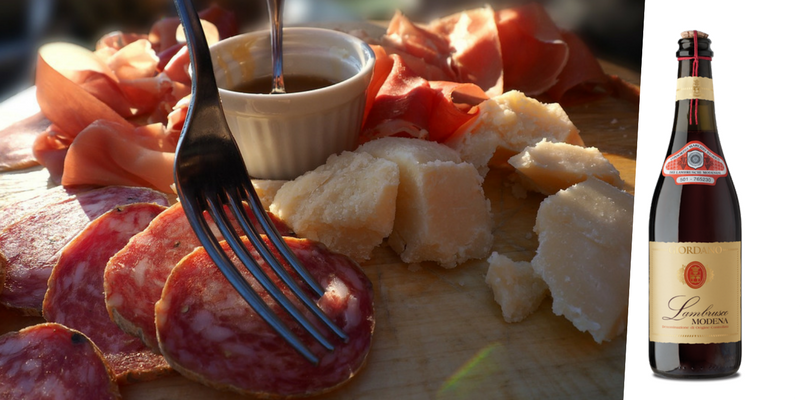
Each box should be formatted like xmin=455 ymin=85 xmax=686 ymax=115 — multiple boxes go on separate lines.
xmin=42 ymin=203 xmax=171 ymax=384
xmin=156 ymin=236 xmax=375 ymax=398
xmin=0 ymin=185 xmax=169 ymax=314
xmin=104 ymin=202 xmax=292 ymax=351
xmin=28 ymin=5 xmax=238 ymax=191
xmin=360 ymin=2 xmax=614 ymax=145
xmin=2 ymin=183 xmax=371 ymax=396
xmin=0 ymin=323 xmax=122 ymax=400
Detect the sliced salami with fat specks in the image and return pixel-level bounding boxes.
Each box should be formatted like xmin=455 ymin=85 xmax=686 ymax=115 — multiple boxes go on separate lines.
xmin=0 ymin=323 xmax=122 ymax=400
xmin=0 ymin=185 xmax=87 ymax=233
xmin=43 ymin=203 xmax=172 ymax=385
xmin=0 ymin=185 xmax=169 ymax=314
xmin=104 ymin=202 xmax=293 ymax=351
xmin=155 ymin=236 xmax=374 ymax=398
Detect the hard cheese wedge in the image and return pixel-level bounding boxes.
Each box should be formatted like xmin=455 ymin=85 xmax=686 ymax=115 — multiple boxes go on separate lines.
xmin=270 ymin=151 xmax=399 ymax=261
xmin=446 ymin=90 xmax=583 ymax=176
xmin=357 ymin=137 xmax=493 ymax=268
xmin=486 ymin=252 xmax=549 ymax=323
xmin=508 ymin=139 xmax=624 ymax=195
xmin=531 ymin=177 xmax=633 ymax=343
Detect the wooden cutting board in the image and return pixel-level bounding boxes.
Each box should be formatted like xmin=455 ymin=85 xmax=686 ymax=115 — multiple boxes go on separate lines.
xmin=0 ymin=23 xmax=639 ymax=399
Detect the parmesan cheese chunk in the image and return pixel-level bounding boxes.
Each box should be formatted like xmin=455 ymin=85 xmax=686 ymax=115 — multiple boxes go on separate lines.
xmin=531 ymin=177 xmax=633 ymax=343
xmin=445 ymin=90 xmax=583 ymax=176
xmin=251 ymin=179 xmax=286 ymax=207
xmin=269 ymin=151 xmax=399 ymax=261
xmin=508 ymin=140 xmax=624 ymax=195
xmin=357 ymin=137 xmax=493 ymax=268
xmin=485 ymin=252 xmax=549 ymax=323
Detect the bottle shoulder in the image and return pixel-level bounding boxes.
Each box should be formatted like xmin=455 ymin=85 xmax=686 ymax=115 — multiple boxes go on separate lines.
xmin=649 ymin=174 xmax=741 ymax=242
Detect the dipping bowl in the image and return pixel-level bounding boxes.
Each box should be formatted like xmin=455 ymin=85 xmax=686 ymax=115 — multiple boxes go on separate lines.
xmin=210 ymin=27 xmax=375 ymax=180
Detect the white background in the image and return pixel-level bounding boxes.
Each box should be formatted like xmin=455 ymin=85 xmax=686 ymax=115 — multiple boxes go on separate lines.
xmin=625 ymin=0 xmax=799 ymax=398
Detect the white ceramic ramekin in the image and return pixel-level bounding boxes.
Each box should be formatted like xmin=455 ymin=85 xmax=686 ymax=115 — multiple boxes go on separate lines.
xmin=210 ymin=27 xmax=375 ymax=180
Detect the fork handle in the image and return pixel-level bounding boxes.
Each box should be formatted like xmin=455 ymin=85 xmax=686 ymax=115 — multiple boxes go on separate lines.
xmin=267 ymin=0 xmax=286 ymax=94
xmin=174 ymin=0 xmax=221 ymax=111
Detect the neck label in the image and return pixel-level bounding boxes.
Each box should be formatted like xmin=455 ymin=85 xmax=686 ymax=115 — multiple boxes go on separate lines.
xmin=662 ymin=141 xmax=728 ymax=185
xmin=676 ymin=76 xmax=714 ymax=101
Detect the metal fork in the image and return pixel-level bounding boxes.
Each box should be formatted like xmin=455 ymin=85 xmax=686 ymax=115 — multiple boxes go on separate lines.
xmin=172 ymin=0 xmax=347 ymax=364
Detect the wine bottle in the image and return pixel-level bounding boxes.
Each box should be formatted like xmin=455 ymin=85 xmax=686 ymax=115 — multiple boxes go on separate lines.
xmin=648 ymin=30 xmax=741 ymax=378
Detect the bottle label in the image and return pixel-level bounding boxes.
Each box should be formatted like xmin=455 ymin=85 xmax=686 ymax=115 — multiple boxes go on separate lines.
xmin=662 ymin=141 xmax=728 ymax=185
xmin=649 ymin=241 xmax=741 ymax=344
xmin=676 ymin=76 xmax=714 ymax=101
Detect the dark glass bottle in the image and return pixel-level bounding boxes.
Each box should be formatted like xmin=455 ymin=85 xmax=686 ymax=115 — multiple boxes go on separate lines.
xmin=648 ymin=31 xmax=741 ymax=378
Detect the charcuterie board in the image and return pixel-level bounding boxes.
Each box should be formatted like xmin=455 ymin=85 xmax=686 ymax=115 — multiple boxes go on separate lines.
xmin=0 ymin=20 xmax=639 ymax=400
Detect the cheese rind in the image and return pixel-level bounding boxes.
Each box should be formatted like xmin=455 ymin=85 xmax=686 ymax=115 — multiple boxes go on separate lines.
xmin=531 ymin=177 xmax=633 ymax=343
xmin=508 ymin=140 xmax=624 ymax=195
xmin=445 ymin=90 xmax=583 ymax=176
xmin=485 ymin=252 xmax=549 ymax=323
xmin=357 ymin=137 xmax=493 ymax=268
xmin=269 ymin=151 xmax=399 ymax=261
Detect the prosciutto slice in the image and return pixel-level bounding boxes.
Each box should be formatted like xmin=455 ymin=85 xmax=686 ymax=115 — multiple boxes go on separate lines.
xmin=0 ymin=113 xmax=50 ymax=172
xmin=380 ymin=11 xmax=456 ymax=83
xmin=60 ymin=120 xmax=178 ymax=193
xmin=543 ymin=30 xmax=612 ymax=105
xmin=361 ymin=52 xmax=486 ymax=143
xmin=427 ymin=6 xmax=504 ymax=97
xmin=374 ymin=3 xmax=618 ymax=104
xmin=495 ymin=3 xmax=569 ymax=96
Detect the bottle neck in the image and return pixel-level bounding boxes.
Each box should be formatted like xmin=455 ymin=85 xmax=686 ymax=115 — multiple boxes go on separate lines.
xmin=673 ymin=58 xmax=717 ymax=132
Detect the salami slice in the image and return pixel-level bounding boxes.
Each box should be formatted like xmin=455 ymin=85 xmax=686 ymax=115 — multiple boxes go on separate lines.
xmin=0 ymin=323 xmax=121 ymax=400
xmin=0 ymin=185 xmax=85 ymax=233
xmin=155 ymin=236 xmax=374 ymax=398
xmin=0 ymin=185 xmax=169 ymax=314
xmin=42 ymin=203 xmax=171 ymax=384
xmin=104 ymin=202 xmax=292 ymax=351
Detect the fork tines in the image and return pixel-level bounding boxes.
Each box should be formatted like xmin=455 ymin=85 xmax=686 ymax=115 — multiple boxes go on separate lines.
xmin=180 ymin=183 xmax=348 ymax=365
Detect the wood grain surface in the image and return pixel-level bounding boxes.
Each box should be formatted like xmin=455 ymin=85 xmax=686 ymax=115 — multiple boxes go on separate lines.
xmin=0 ymin=22 xmax=639 ymax=400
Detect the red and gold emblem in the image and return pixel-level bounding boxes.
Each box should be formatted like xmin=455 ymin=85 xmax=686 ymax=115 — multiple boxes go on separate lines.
xmin=683 ymin=261 xmax=707 ymax=289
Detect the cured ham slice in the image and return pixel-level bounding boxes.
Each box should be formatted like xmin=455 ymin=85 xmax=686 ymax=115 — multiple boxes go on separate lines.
xmin=0 ymin=186 xmax=169 ymax=314
xmin=35 ymin=43 xmax=140 ymax=124
xmin=372 ymin=4 xmax=620 ymax=105
xmin=380 ymin=11 xmax=456 ymax=83
xmin=0 ymin=113 xmax=50 ymax=171
xmin=42 ymin=203 xmax=171 ymax=384
xmin=361 ymin=53 xmax=486 ymax=143
xmin=544 ymin=30 xmax=611 ymax=105
xmin=427 ymin=6 xmax=504 ymax=97
xmin=31 ymin=124 xmax=73 ymax=182
xmin=155 ymin=236 xmax=374 ymax=398
xmin=148 ymin=4 xmax=237 ymax=54
xmin=60 ymin=121 xmax=178 ymax=193
xmin=381 ymin=9 xmax=504 ymax=97
xmin=104 ymin=202 xmax=292 ymax=351
xmin=0 ymin=323 xmax=121 ymax=400
xmin=495 ymin=3 xmax=569 ymax=96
